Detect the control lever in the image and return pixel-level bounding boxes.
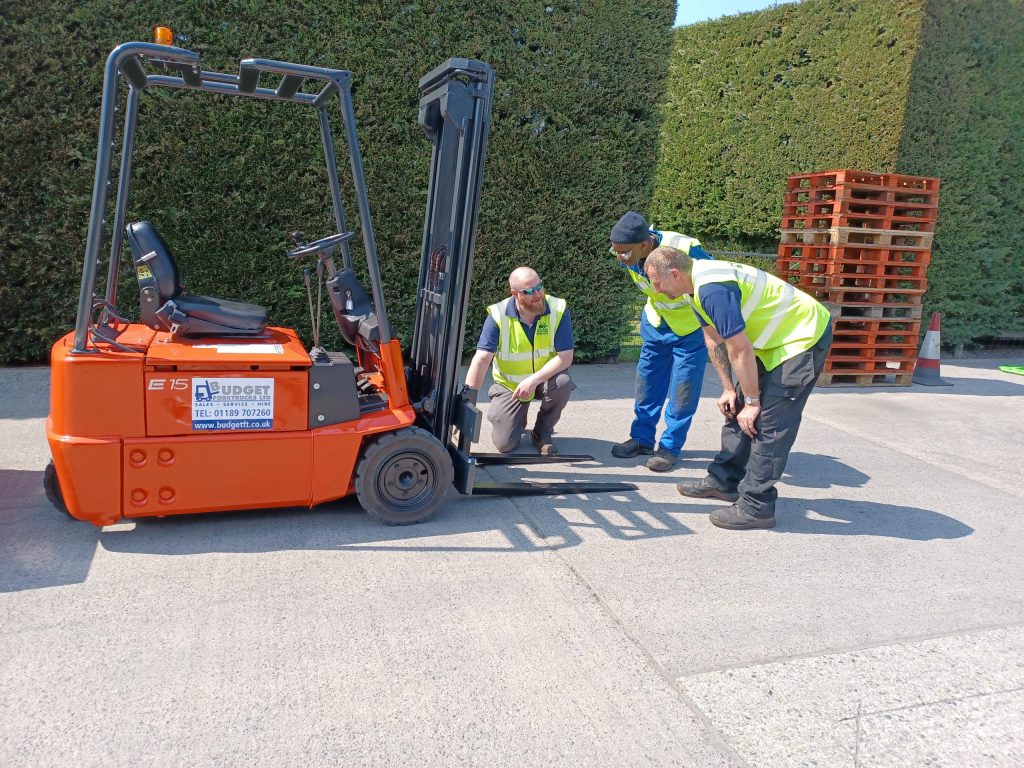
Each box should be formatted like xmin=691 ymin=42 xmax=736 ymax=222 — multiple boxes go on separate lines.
xmin=315 ymin=258 xmax=324 ymax=349
xmin=302 ymin=266 xmax=321 ymax=350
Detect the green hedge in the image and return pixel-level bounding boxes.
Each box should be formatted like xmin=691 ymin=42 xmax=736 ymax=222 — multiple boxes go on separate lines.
xmin=654 ymin=0 xmax=922 ymax=254
xmin=653 ymin=0 xmax=1024 ymax=345
xmin=896 ymin=0 xmax=1024 ymax=344
xmin=0 ymin=0 xmax=675 ymax=364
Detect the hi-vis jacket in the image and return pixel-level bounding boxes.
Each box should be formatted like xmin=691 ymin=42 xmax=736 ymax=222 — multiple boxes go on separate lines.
xmin=625 ymin=231 xmax=707 ymax=337
xmin=687 ymin=261 xmax=832 ymax=371
xmin=487 ymin=295 xmax=568 ymax=397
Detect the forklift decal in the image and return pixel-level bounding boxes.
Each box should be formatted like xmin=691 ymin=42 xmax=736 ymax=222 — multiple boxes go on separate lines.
xmin=192 ymin=377 xmax=274 ymax=431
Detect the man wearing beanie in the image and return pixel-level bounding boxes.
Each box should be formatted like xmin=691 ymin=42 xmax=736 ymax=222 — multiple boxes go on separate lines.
xmin=608 ymin=211 xmax=714 ymax=471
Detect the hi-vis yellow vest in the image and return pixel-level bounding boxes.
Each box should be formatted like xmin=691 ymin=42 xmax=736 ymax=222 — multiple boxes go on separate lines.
xmin=487 ymin=295 xmax=568 ymax=398
xmin=687 ymin=261 xmax=831 ymax=371
xmin=626 ymin=231 xmax=703 ymax=336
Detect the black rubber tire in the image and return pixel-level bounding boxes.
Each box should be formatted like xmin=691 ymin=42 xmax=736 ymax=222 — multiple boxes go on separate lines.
xmin=354 ymin=426 xmax=454 ymax=525
xmin=43 ymin=460 xmax=75 ymax=519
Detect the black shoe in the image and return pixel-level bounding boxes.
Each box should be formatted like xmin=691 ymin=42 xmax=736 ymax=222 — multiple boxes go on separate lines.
xmin=676 ymin=477 xmax=740 ymax=502
xmin=531 ymin=430 xmax=558 ymax=456
xmin=646 ymin=447 xmax=678 ymax=472
xmin=710 ymin=505 xmax=776 ymax=530
xmin=611 ymin=438 xmax=655 ymax=458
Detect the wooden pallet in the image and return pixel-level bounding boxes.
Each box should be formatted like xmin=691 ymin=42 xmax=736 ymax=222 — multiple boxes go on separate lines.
xmin=779 ymin=227 xmax=933 ymax=249
xmin=817 ymin=371 xmax=914 ymax=387
xmin=824 ymin=302 xmax=924 ymax=321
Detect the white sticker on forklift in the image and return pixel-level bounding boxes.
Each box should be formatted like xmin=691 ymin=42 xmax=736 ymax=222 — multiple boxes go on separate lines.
xmin=192 ymin=378 xmax=274 ymax=431
xmin=193 ymin=344 xmax=284 ymax=354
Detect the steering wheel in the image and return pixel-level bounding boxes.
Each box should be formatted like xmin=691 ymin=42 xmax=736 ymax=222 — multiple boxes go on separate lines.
xmin=286 ymin=231 xmax=354 ymax=259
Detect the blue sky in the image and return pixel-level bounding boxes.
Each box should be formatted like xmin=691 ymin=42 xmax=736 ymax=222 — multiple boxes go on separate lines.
xmin=675 ymin=1 xmax=798 ymax=27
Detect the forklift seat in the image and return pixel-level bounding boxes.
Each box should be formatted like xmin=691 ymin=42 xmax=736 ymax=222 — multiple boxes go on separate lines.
xmin=127 ymin=221 xmax=268 ymax=336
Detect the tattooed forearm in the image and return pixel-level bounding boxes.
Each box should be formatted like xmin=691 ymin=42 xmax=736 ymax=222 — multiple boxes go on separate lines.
xmin=712 ymin=342 xmax=733 ymax=383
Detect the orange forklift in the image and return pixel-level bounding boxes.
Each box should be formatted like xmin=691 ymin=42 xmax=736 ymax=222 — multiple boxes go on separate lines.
xmin=44 ymin=32 xmax=635 ymax=526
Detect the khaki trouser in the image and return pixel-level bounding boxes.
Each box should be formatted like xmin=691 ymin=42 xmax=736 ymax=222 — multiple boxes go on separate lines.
xmin=486 ymin=372 xmax=574 ymax=452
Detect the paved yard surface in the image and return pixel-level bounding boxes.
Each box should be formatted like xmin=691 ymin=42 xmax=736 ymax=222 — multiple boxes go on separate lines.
xmin=2 ymin=360 xmax=1023 ymax=767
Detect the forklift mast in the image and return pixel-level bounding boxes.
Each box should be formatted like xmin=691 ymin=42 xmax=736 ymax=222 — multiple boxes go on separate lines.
xmin=404 ymin=60 xmax=636 ymax=500
xmin=406 ymin=61 xmax=494 ymax=447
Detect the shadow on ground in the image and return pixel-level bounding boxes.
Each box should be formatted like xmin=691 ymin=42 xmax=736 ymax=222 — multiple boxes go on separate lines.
xmin=0 ymin=470 xmax=100 ymax=593
xmin=767 ymin=497 xmax=973 ymax=539
xmin=94 ymin=490 xmax=697 ymax=557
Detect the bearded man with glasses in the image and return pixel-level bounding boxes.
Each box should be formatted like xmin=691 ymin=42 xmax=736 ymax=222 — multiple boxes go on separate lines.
xmin=462 ymin=266 xmax=575 ymax=456
xmin=607 ymin=211 xmax=715 ymax=471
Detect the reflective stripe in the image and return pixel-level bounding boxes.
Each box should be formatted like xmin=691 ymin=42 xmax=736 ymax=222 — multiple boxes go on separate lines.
xmin=741 ymin=270 xmax=767 ymax=319
xmin=503 ymin=351 xmax=536 ymax=362
xmin=661 ymin=232 xmax=700 ymax=253
xmin=501 ymin=372 xmax=531 ymax=383
xmin=694 ymin=266 xmax=738 ymax=282
xmin=489 ymin=305 xmax=509 ymax=356
xmin=651 ymin=301 xmax=692 ymax=313
xmin=752 ymin=282 xmax=795 ymax=348
xmin=633 ymin=274 xmax=653 ymax=291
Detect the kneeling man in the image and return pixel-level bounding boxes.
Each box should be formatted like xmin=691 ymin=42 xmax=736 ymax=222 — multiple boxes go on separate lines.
xmin=462 ymin=267 xmax=574 ymax=455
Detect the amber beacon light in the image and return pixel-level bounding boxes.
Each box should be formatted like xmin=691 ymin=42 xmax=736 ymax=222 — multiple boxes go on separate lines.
xmin=153 ymin=26 xmax=173 ymax=46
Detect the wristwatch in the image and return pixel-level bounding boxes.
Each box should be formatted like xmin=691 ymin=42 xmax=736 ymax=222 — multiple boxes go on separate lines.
xmin=744 ymin=395 xmax=760 ymax=406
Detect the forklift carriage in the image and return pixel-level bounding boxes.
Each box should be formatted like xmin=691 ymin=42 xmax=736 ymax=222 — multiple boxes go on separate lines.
xmin=45 ymin=38 xmax=635 ymax=526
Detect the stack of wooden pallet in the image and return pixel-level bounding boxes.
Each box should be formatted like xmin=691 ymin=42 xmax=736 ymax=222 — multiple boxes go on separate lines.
xmin=776 ymin=170 xmax=940 ymax=386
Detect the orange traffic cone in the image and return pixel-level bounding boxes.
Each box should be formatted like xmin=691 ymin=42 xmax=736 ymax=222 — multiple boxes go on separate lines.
xmin=912 ymin=312 xmax=951 ymax=386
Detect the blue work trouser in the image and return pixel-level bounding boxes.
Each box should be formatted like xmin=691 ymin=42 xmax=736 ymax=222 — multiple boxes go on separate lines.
xmin=630 ymin=314 xmax=707 ymax=455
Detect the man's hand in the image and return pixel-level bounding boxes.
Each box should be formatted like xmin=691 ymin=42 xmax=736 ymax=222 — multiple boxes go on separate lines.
xmin=459 ymin=385 xmax=479 ymax=406
xmin=717 ymin=390 xmax=738 ymax=420
xmin=512 ymin=376 xmax=539 ymax=401
xmin=737 ymin=404 xmax=761 ymax=438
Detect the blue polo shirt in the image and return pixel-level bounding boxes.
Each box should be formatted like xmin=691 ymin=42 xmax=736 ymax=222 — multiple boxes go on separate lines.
xmin=476 ymin=298 xmax=575 ymax=353
xmin=696 ymin=282 xmax=746 ymax=339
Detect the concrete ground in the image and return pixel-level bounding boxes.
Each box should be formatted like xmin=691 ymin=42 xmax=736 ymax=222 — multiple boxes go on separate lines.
xmin=2 ymin=359 xmax=1023 ymax=767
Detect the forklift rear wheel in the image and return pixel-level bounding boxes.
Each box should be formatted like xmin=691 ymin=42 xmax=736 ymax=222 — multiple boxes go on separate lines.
xmin=43 ymin=460 xmax=74 ymax=519
xmin=355 ymin=427 xmax=454 ymax=525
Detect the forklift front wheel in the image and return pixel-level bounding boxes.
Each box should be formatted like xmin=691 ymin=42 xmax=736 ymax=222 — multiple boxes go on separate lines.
xmin=43 ymin=460 xmax=75 ymax=520
xmin=355 ymin=427 xmax=454 ymax=525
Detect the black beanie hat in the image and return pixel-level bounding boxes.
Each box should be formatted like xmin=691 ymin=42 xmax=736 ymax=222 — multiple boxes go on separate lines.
xmin=610 ymin=211 xmax=650 ymax=244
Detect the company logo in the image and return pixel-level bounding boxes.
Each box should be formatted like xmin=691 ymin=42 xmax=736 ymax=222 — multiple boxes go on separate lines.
xmin=194 ymin=380 xmax=220 ymax=402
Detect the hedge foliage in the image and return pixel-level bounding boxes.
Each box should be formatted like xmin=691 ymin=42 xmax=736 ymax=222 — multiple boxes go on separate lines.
xmin=654 ymin=0 xmax=1023 ymax=345
xmin=0 ymin=0 xmax=675 ymax=363
xmin=653 ymin=0 xmax=923 ymax=252
xmin=896 ymin=0 xmax=1024 ymax=344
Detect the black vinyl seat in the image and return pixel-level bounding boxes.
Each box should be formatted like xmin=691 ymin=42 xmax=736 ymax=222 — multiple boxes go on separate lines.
xmin=126 ymin=221 xmax=268 ymax=336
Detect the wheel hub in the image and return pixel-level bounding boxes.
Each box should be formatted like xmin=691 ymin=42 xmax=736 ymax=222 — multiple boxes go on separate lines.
xmin=378 ymin=454 xmax=433 ymax=507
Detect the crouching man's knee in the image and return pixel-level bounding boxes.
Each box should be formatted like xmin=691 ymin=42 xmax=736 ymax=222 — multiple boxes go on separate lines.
xmin=492 ymin=433 xmax=521 ymax=453
xmin=547 ymin=372 xmax=573 ymax=392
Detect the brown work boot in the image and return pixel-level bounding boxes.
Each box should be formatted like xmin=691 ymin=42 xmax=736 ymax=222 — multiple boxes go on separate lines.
xmin=531 ymin=430 xmax=558 ymax=456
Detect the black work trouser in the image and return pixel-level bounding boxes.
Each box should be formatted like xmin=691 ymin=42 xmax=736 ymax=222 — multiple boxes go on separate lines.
xmin=705 ymin=328 xmax=832 ymax=518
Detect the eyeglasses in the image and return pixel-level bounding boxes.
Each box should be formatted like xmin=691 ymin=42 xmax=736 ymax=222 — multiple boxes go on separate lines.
xmin=516 ymin=282 xmax=544 ymax=296
xmin=609 ymin=246 xmax=634 ymax=260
